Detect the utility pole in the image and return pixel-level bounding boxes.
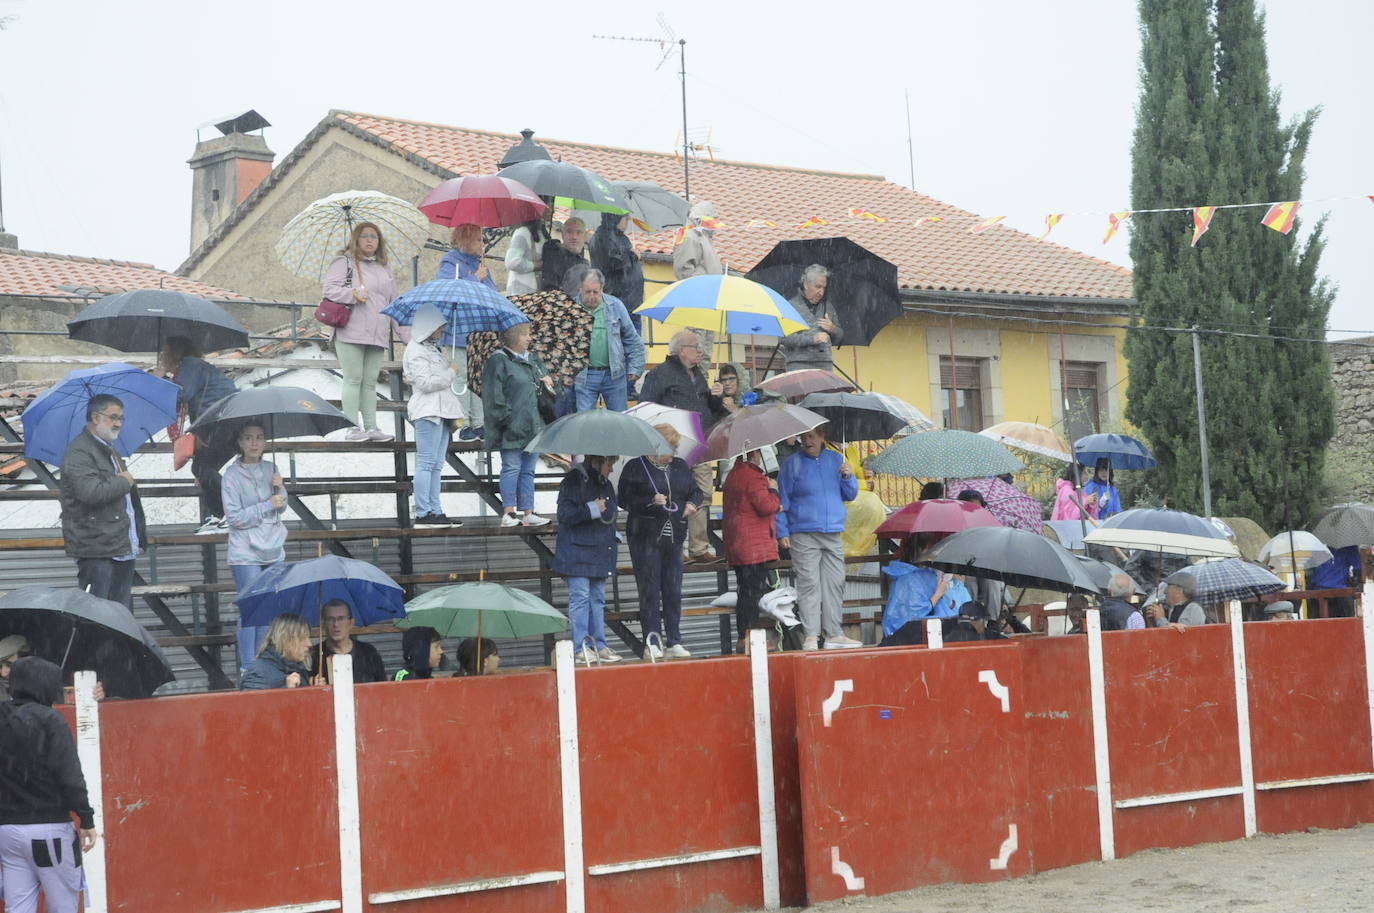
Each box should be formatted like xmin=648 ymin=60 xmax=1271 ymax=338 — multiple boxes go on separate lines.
xmin=905 ymin=89 xmax=915 ymax=190
xmin=595 ymin=15 xmax=691 ymax=196
xmin=1192 ymin=326 xmax=1213 ymax=518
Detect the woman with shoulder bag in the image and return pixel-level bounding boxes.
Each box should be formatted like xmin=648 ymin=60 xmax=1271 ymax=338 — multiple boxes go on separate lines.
xmin=481 ymin=322 xmax=553 ymax=528
xmin=321 ymin=222 xmax=405 ymax=442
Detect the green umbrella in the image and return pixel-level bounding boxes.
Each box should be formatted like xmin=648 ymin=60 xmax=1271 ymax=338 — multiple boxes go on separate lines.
xmin=868 ymin=429 xmax=1023 ymax=480
xmin=399 ymin=583 xmax=568 ymax=673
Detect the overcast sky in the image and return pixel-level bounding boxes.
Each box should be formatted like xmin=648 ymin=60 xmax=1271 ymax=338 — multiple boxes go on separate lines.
xmin=1 ymin=0 xmax=1367 ymax=336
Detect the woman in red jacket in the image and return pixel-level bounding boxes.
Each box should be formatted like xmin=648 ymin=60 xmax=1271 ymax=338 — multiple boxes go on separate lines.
xmin=722 ymin=449 xmax=782 ymax=653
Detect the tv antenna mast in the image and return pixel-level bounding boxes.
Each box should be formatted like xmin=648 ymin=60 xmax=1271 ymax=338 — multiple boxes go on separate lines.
xmin=594 ymin=14 xmax=692 ymax=198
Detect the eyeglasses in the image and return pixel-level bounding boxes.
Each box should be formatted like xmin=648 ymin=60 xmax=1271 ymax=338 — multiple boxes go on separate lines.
xmin=357 ymin=232 xmax=380 ymax=240
xmin=96 ymin=412 xmax=124 ymax=425
xmin=679 ymin=344 xmax=700 ymax=350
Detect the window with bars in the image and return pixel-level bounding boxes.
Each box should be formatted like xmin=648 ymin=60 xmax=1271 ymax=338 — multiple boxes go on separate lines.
xmin=1063 ymin=361 xmax=1103 ymax=442
xmin=940 ymin=356 xmax=985 ymax=431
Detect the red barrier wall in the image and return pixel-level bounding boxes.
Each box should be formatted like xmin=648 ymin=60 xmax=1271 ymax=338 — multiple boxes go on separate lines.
xmin=764 ymin=653 xmax=808 ymax=908
xmin=1245 ymin=618 xmax=1374 ymax=834
xmin=793 ymin=644 xmax=1030 ymax=904
xmin=1103 ymin=626 xmax=1246 ymax=856
xmin=354 ymin=673 xmax=564 ymax=913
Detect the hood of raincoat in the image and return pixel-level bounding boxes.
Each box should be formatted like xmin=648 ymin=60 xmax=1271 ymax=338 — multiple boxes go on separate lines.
xmin=689 ymin=200 xmax=718 ymax=226
xmin=0 ymin=633 xmax=29 ymax=664
xmin=718 ymin=360 xmax=753 ymax=392
xmin=599 ymin=211 xmax=625 ymax=234
xmin=409 ymin=303 xmax=447 ymax=345
xmin=400 ymin=626 xmax=438 ymax=679
xmin=8 ymin=656 xmax=63 ymax=706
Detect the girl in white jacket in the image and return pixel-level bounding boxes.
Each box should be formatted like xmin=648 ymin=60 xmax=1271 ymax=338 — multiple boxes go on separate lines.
xmin=403 ymin=304 xmax=465 ymax=525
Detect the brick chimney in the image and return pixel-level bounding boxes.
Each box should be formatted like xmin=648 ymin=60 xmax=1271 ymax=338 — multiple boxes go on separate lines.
xmin=188 ymin=110 xmax=274 ymax=252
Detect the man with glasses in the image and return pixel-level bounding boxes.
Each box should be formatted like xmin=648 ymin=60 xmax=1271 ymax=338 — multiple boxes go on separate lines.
xmin=638 ymin=330 xmax=723 ymax=563
xmin=308 ymin=599 xmax=387 ymax=684
xmin=58 ymin=394 xmax=145 ymax=611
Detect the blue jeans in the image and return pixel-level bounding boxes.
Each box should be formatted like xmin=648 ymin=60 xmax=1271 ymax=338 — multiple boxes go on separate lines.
xmin=232 ymin=562 xmax=281 ymax=673
xmin=500 ymin=448 xmax=538 ymax=512
xmin=575 ymin=367 xmax=628 ymax=412
xmin=413 ymin=418 xmax=449 ymax=516
xmin=567 ymin=575 xmax=607 ymax=650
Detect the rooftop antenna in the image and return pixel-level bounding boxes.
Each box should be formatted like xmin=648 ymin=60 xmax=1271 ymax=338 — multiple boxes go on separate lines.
xmin=0 ymin=5 xmax=18 ymax=235
xmin=905 ymin=89 xmax=916 ymax=190
xmin=594 ymin=14 xmax=691 ymax=197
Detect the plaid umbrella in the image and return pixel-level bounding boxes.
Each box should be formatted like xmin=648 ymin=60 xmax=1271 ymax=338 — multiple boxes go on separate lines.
xmin=868 ymin=430 xmax=1023 ymax=480
xmin=946 ymin=477 xmax=1044 ymax=533
xmin=1311 ymin=503 xmax=1374 ymax=548
xmin=1189 ymin=558 xmax=1287 ymax=604
xmin=382 ymin=279 xmax=527 ymax=347
xmin=275 ymin=190 xmax=433 ymax=281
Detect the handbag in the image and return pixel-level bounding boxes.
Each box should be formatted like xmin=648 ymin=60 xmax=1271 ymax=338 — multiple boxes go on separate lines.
xmin=536 ymin=380 xmax=557 ymax=424
xmin=314 ymin=259 xmax=358 ymax=328
xmin=172 ymin=431 xmax=197 ymax=471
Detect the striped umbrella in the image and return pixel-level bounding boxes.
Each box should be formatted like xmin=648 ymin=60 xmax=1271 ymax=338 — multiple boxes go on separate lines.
xmin=1189 ymin=558 xmax=1287 ymax=604
xmin=275 ymin=190 xmax=433 ymax=281
xmin=1311 ymin=503 xmax=1374 ymax=548
xmin=868 ymin=430 xmax=1023 ymax=480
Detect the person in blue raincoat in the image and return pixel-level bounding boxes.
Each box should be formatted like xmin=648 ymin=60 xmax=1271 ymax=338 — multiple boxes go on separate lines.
xmin=880 ymin=557 xmax=972 ymax=646
xmin=1082 ymin=458 xmax=1122 ymax=519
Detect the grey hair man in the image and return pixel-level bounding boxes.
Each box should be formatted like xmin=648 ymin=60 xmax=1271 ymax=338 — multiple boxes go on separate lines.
xmin=572 ymin=269 xmax=644 ymax=413
xmin=1148 ymin=570 xmax=1205 ymax=630
xmin=1098 ymin=573 xmax=1145 ymax=630
xmin=780 ymin=263 xmax=844 ymax=371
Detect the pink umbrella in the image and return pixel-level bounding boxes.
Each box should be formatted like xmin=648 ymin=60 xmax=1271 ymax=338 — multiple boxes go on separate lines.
xmin=946 ymin=477 xmax=1044 ymax=533
xmin=876 ymin=498 xmax=1003 ymax=539
xmin=419 ymin=175 xmax=546 ymax=227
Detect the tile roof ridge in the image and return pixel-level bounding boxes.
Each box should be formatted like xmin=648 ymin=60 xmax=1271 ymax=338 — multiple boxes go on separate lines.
xmin=0 ymin=247 xmax=157 ymax=270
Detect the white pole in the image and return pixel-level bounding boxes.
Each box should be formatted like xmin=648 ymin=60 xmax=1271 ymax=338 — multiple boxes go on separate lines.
xmin=74 ymin=671 xmax=107 ymax=913
xmin=1085 ymin=608 xmax=1115 ymax=860
xmin=556 ymin=641 xmax=586 ymax=913
xmin=1228 ymin=600 xmax=1257 ymax=837
xmin=332 ymin=654 xmax=363 ymax=913
xmin=749 ymin=629 xmax=780 ymax=909
xmin=925 ymin=618 xmax=943 ymax=649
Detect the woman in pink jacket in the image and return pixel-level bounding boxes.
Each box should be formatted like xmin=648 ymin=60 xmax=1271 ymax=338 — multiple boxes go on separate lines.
xmin=1052 ymin=463 xmax=1099 ymax=521
xmin=321 ymin=222 xmax=402 ymax=441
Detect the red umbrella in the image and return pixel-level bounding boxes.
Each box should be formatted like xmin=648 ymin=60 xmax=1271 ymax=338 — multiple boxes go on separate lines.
xmin=419 ymin=175 xmax=546 ymax=227
xmin=755 ymin=369 xmax=855 ymax=403
xmin=876 ymin=498 xmax=1003 ymax=539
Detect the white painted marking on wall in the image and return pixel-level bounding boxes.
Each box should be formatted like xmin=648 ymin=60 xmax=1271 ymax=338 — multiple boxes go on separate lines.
xmin=556 ymin=641 xmax=586 ymax=913
xmin=368 ymin=871 xmax=564 ymax=904
xmin=1229 ymin=600 xmax=1257 ymax=837
xmin=74 ymin=671 xmax=106 ymax=913
xmin=1086 ymin=609 xmax=1115 ymax=861
xmin=1113 ymin=785 xmax=1244 ymax=808
xmin=978 ymin=669 xmax=1010 ymax=712
xmin=588 ymin=846 xmax=762 ymax=875
xmin=750 ymin=628 xmax=781 ymax=910
xmin=822 ymin=679 xmax=854 ymax=728
xmin=989 ymin=823 xmax=1018 ymax=870
xmin=925 ymin=618 xmax=943 ymax=649
xmin=829 ymin=846 xmax=865 ymax=892
xmin=331 ymin=654 xmax=363 ymax=913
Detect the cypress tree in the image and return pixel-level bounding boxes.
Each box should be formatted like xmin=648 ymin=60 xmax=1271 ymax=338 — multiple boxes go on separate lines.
xmin=1124 ymin=0 xmax=1334 ymax=530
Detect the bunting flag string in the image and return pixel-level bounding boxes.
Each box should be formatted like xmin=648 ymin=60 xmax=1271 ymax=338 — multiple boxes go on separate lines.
xmin=1041 ymin=213 xmax=1064 ymax=239
xmin=1103 ymin=211 xmax=1131 ymax=244
xmin=848 ymin=207 xmax=887 ymax=222
xmin=798 ymin=216 xmax=829 ymax=229
xmin=968 ymin=215 xmax=1006 ymax=234
xmin=1261 ymin=201 xmax=1299 ymax=235
xmin=1191 ymin=206 xmax=1217 ymax=246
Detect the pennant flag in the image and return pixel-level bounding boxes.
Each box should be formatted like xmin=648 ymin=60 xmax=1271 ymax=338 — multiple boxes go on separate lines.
xmin=1261 ymin=201 xmax=1299 ymax=234
xmin=745 ymin=219 xmax=777 ymax=229
xmin=673 ymin=227 xmax=687 ymax=245
xmin=799 ymin=216 xmax=829 ymax=229
xmin=698 ymin=217 xmax=723 ymax=230
xmin=631 ymin=218 xmax=653 ymax=233
xmin=1103 ymin=211 xmax=1131 ymax=244
xmin=1040 ymin=213 xmax=1064 ymax=239
xmin=848 ymin=207 xmax=887 ymax=222
xmin=1190 ymin=206 xmax=1216 ymax=246
xmin=969 ymin=215 xmax=1005 ymax=234
xmin=918 ymin=216 xmax=944 ymax=225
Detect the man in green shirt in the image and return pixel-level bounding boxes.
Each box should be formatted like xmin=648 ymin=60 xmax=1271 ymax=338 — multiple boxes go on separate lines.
xmin=573 ymin=268 xmax=645 ymax=412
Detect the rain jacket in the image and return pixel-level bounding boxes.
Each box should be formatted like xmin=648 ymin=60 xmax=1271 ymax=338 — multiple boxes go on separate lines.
xmin=396 ymin=628 xmax=439 ymax=681
xmin=239 ymin=646 xmax=309 ymax=690
xmin=436 ymin=249 xmax=499 ymax=291
xmin=672 ymin=205 xmax=723 ymax=279
xmin=222 ymin=457 xmax=287 ymax=566
xmin=722 ymin=458 xmax=780 ymax=566
xmin=403 ymin=305 xmax=464 ymax=423
xmin=881 ymin=562 xmax=971 ymax=638
xmin=617 ymin=456 xmax=703 ymax=545
xmin=0 ymin=658 xmax=95 ymax=829
xmin=172 ymin=356 xmax=237 ymax=421
xmin=481 ymin=347 xmax=549 ymax=452
xmin=781 ymin=290 xmax=844 ymax=370
xmin=638 ymin=354 xmax=723 ymax=435
xmin=308 ymin=639 xmax=387 ymax=684
xmin=574 ymin=292 xmax=644 ymax=380
xmin=323 ymin=255 xmax=401 ymax=349
xmin=1052 ymin=478 xmax=1099 ymax=521
xmin=59 ymin=429 xmax=146 ymax=559
xmin=775 ymin=448 xmax=858 ymax=539
xmin=553 ymin=464 xmax=619 ymax=578
xmin=713 ymin=361 xmax=753 ymax=423
xmin=540 ymin=238 xmax=590 ymax=294
xmin=590 ymin=212 xmax=645 ymax=311
xmin=1083 ymin=479 xmax=1122 ymax=519
xmin=504 ymin=225 xmax=544 ymax=295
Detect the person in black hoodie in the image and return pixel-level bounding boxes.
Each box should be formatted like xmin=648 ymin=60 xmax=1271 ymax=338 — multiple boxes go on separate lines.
xmin=590 ymin=212 xmax=645 ymax=331
xmin=395 ymin=627 xmax=444 ymax=681
xmin=0 ymin=657 xmax=97 ymax=913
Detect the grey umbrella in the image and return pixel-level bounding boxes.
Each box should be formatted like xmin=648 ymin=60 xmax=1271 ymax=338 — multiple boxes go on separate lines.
xmin=497 ymin=160 xmax=630 ymax=213
xmin=524 ymin=408 xmax=671 ymax=457
xmin=1073 ymin=555 xmax=1146 ymax=596
xmin=188 ymin=385 xmax=355 ymax=466
xmin=68 ymin=288 xmax=250 ymax=353
xmin=1311 ymin=503 xmax=1374 ymax=548
xmin=574 ymin=181 xmax=689 ymax=233
xmin=917 ymin=526 xmax=1103 ymax=594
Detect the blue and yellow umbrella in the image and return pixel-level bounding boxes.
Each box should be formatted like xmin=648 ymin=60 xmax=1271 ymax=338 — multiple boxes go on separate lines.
xmin=636 ymin=275 xmax=810 ymax=338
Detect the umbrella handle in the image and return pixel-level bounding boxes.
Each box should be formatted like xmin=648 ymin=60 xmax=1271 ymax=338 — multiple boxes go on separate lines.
xmin=644 ymin=631 xmax=664 ymax=663
xmin=60 ymin=621 xmax=78 ymax=672
xmin=580 ymin=636 xmax=599 ymax=667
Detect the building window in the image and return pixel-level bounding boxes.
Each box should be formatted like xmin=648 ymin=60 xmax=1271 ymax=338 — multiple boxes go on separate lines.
xmin=940 ymin=356 xmax=985 ymax=431
xmin=1063 ymin=361 xmax=1103 ymax=442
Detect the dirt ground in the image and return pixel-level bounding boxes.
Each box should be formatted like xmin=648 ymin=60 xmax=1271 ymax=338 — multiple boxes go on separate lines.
xmin=776 ymin=824 xmax=1374 ymax=913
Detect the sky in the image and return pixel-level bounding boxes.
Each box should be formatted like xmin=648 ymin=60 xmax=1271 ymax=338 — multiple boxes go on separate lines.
xmin=0 ymin=0 xmax=1368 ymax=336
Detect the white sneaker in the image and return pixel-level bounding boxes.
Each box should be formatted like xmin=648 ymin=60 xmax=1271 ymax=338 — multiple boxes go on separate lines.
xmin=521 ymin=512 xmax=551 ymax=527
xmin=596 ymin=647 xmax=622 ymax=663
xmin=195 ymin=516 xmax=225 ymax=535
xmin=500 ymin=513 xmax=522 ymax=528
xmin=802 ymin=636 xmax=819 ymax=652
xmin=645 ymin=644 xmax=664 ymax=661
xmin=344 ymin=427 xmax=370 ymax=442
xmin=665 ymin=644 xmax=692 ymax=659
xmin=366 ymin=428 xmax=394 ymax=442
xmin=824 ymin=635 xmax=864 ymax=649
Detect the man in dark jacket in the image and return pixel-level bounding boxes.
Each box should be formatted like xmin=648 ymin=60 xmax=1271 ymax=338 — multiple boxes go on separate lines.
xmin=780 ymin=264 xmax=844 ymax=371
xmin=540 ymin=217 xmax=591 ymax=295
xmin=59 ymin=394 xmax=146 ymax=612
xmin=590 ymin=212 xmax=645 ymax=330
xmin=639 ymin=330 xmax=722 ymax=563
xmin=1100 ymin=574 xmax=1145 ymax=630
xmin=0 ymin=657 xmax=98 ymax=913
xmin=309 ymin=600 xmax=387 ymax=684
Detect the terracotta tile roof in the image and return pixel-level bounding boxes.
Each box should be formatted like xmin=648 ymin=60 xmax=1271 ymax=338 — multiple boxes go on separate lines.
xmin=334 ymin=111 xmax=1133 ymax=302
xmin=1 ymin=247 xmax=247 ymax=300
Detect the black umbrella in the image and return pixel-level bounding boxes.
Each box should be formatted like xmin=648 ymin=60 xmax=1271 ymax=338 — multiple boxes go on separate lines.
xmin=0 ymin=587 xmax=174 ymax=699
xmin=68 ymin=288 xmax=250 ymax=353
xmin=798 ymin=391 xmax=935 ymax=442
xmin=746 ymin=237 xmax=901 ymax=347
xmin=187 ymin=385 xmax=354 ymax=467
xmin=916 ymin=526 xmax=1103 ymax=594
xmin=1311 ymin=502 xmax=1374 ymax=548
xmin=495 ymin=160 xmax=630 ymax=213
xmin=1073 ymin=554 xmax=1147 ymax=596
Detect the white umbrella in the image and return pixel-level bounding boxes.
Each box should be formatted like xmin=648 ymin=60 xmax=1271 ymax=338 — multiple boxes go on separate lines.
xmin=1258 ymin=531 xmax=1333 ymax=573
xmin=606 ymin=402 xmax=707 ymax=492
xmin=275 ymin=190 xmax=434 ymax=281
xmin=1083 ymin=526 xmax=1240 ymax=558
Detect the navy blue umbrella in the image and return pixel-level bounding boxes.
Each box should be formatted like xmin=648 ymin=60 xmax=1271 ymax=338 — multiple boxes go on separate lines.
xmin=1073 ymin=433 xmax=1157 ymax=470
xmin=21 ymin=363 xmax=179 ymax=465
xmin=68 ymin=289 xmax=249 ymax=353
xmin=236 ymin=556 xmax=405 ymax=627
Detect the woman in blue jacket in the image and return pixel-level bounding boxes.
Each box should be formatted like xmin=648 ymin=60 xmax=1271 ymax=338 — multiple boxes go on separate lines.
xmin=1082 ymin=458 xmax=1123 ymax=519
xmin=554 ymin=455 xmax=622 ymax=663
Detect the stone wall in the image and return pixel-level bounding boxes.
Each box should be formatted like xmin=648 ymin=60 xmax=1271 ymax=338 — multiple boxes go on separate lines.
xmin=1326 ymin=336 xmax=1374 ymax=502
xmin=0 ymin=296 xmax=128 ymax=385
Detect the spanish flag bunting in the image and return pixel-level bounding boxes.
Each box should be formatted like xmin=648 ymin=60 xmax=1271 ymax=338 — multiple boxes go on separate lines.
xmin=848 ymin=207 xmax=887 ymax=222
xmin=1103 ymin=211 xmax=1131 ymax=244
xmin=1041 ymin=213 xmax=1064 ymax=239
xmin=799 ymin=216 xmax=829 ymax=229
xmin=918 ymin=216 xmax=944 ymax=225
xmin=673 ymin=227 xmax=687 ymax=245
xmin=745 ymin=219 xmax=777 ymax=229
xmin=969 ymin=215 xmax=1005 ymax=234
xmin=1261 ymin=201 xmax=1298 ymax=234
xmin=631 ymin=218 xmax=653 ymax=233
xmin=1190 ymin=206 xmax=1216 ymax=246
xmin=698 ymin=217 xmax=723 ymax=230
